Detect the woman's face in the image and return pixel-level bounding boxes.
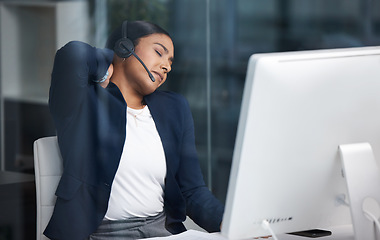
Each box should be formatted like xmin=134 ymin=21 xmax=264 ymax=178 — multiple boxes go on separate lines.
xmin=123 ymin=33 xmax=174 ymax=95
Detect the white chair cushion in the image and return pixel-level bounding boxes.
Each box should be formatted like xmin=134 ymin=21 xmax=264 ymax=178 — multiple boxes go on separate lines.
xmin=34 ymin=136 xmax=63 ymax=240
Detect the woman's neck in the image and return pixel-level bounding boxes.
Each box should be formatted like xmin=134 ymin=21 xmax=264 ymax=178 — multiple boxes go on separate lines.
xmin=126 ymin=97 xmax=145 ymax=109
xmin=110 ymin=76 xmax=145 ymax=110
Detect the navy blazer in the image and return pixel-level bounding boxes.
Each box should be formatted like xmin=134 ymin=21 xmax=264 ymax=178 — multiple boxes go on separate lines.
xmin=45 ymin=41 xmax=224 ymax=240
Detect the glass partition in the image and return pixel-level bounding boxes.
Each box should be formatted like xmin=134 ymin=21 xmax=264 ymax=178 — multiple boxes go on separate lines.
xmin=0 ymin=1 xmax=380 ymax=238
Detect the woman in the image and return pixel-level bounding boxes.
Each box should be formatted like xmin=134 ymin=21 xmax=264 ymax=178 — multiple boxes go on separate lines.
xmin=46 ymin=20 xmax=224 ymax=240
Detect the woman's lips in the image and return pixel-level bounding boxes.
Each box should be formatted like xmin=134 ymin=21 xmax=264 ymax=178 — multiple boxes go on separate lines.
xmin=152 ymin=71 xmax=163 ymax=83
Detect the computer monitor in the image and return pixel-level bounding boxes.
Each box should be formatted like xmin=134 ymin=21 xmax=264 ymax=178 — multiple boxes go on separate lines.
xmin=221 ymin=46 xmax=380 ymax=239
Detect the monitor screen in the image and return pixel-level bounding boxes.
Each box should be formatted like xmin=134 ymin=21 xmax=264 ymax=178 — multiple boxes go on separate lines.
xmin=221 ymin=46 xmax=380 ymax=239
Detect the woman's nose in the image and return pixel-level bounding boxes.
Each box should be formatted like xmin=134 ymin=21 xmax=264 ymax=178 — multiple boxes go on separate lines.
xmin=162 ymin=60 xmax=171 ymax=73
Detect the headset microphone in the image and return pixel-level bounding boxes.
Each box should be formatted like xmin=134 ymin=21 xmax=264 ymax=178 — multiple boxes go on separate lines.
xmin=114 ymin=21 xmax=155 ymax=82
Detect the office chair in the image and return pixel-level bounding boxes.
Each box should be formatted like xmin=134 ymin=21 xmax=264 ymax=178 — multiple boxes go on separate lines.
xmin=33 ymin=136 xmax=63 ymax=240
xmin=33 ymin=136 xmax=204 ymax=238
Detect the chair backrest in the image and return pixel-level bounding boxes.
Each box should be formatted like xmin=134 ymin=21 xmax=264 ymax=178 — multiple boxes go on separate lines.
xmin=33 ymin=136 xmax=63 ymax=240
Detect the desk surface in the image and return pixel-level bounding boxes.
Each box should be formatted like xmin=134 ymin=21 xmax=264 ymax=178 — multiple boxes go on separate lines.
xmin=0 ymin=170 xmax=34 ymax=185
xmin=0 ymin=170 xmax=36 ymax=240
xmin=145 ymin=225 xmax=355 ymax=240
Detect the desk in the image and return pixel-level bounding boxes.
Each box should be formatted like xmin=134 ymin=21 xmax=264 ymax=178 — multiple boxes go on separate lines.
xmin=0 ymin=171 xmax=36 ymax=240
xmin=0 ymin=171 xmax=34 ymax=184
xmin=145 ymin=225 xmax=355 ymax=240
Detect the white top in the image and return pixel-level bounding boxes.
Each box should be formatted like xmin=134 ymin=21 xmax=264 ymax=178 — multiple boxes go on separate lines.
xmin=104 ymin=105 xmax=167 ymax=220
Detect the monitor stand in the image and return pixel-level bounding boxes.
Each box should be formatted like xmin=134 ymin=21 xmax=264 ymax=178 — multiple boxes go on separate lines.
xmin=339 ymin=143 xmax=380 ymax=240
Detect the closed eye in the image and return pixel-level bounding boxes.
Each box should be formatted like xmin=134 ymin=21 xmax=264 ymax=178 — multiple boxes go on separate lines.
xmin=155 ymin=50 xmax=162 ymax=57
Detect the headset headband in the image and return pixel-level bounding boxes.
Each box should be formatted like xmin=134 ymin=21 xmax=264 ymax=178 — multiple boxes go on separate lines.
xmin=122 ymin=21 xmax=128 ymax=39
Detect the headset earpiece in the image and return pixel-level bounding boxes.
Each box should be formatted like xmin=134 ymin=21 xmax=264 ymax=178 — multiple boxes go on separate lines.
xmin=114 ymin=38 xmax=134 ymax=58
xmin=114 ymin=21 xmax=134 ymax=58
xmin=113 ymin=20 xmax=156 ymax=82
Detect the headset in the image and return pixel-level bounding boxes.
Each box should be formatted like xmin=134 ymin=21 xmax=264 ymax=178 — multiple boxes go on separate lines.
xmin=113 ymin=21 xmax=155 ymax=82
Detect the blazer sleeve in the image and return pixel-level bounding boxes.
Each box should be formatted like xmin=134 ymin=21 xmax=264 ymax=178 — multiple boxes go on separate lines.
xmin=176 ymin=97 xmax=225 ymax=232
xmin=48 ymin=41 xmax=114 ymax=122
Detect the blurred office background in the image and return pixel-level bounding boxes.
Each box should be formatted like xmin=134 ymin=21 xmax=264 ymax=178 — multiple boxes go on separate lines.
xmin=0 ymin=0 xmax=379 ymax=239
